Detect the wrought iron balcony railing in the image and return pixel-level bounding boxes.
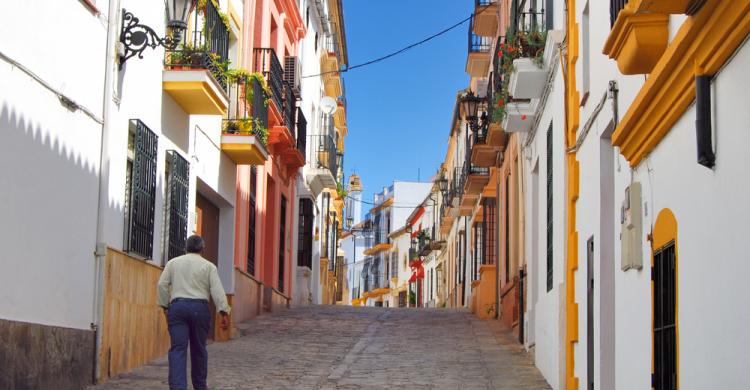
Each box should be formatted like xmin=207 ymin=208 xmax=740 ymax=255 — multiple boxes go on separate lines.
xmin=253 ymin=48 xmax=284 ymax=112
xmin=164 ymin=0 xmax=229 ymax=91
xmin=610 ymin=0 xmax=628 ymax=27
xmin=283 ymin=81 xmax=296 ymax=132
xmin=164 ymin=47 xmax=228 ymax=91
xmin=468 ymin=16 xmax=493 ymax=53
xmin=310 ymin=134 xmax=338 ymax=179
xmin=222 ymin=77 xmax=268 ymax=142
xmin=296 ymin=107 xmax=307 ymax=159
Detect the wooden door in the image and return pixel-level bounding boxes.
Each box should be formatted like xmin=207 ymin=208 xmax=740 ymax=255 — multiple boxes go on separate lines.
xmin=195 ymin=193 xmax=220 ymax=339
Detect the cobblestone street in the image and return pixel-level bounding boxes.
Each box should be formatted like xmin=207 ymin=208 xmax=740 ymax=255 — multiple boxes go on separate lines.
xmin=91 ymin=306 xmax=550 ymax=389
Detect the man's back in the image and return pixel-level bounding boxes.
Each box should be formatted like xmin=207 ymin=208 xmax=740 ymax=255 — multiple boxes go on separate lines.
xmin=157 ymin=253 xmax=230 ymax=314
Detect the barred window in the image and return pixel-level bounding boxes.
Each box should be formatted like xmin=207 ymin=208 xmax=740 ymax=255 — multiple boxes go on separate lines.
xmin=164 ymin=150 xmax=189 ymax=262
xmin=124 ymin=119 xmax=158 ymax=259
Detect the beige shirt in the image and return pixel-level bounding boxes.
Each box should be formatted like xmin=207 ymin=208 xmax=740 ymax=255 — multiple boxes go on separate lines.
xmin=157 ymin=253 xmax=231 ymax=314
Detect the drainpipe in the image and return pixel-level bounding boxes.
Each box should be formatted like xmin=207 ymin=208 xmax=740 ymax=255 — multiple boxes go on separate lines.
xmin=92 ymin=0 xmax=121 ymax=383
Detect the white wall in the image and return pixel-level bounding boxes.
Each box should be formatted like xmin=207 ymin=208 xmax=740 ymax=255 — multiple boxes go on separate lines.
xmin=0 ymin=0 xmax=107 ymax=330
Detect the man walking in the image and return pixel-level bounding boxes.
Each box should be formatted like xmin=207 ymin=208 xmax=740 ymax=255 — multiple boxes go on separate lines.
xmin=157 ymin=235 xmax=231 ymax=390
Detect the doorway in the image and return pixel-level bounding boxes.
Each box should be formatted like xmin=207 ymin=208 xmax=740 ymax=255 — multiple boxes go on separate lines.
xmin=195 ymin=193 xmax=220 ymax=339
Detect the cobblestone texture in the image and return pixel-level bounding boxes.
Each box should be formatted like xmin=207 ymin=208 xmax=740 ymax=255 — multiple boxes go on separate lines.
xmin=90 ymin=306 xmax=551 ymax=389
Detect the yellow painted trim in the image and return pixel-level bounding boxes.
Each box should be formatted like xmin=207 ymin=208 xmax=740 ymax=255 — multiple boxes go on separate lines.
xmin=602 ymin=5 xmax=669 ymax=75
xmin=651 ymin=208 xmax=679 ymax=390
xmin=163 ymin=80 xmax=227 ymax=115
xmin=613 ymin=0 xmax=750 ymax=166
xmin=363 ymin=242 xmax=393 ymax=256
xmin=565 ymin=0 xmax=580 ymax=388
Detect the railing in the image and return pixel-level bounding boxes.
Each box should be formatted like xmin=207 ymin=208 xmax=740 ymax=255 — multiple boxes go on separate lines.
xmin=296 ymin=107 xmax=307 ymax=159
xmin=310 ymin=134 xmax=337 ymax=179
xmin=611 ymin=0 xmax=628 ymax=27
xmin=253 ymin=48 xmax=284 ymax=112
xmin=164 ymin=47 xmax=228 ymax=91
xmin=468 ymin=16 xmax=493 ymax=53
xmin=222 ymin=78 xmax=267 ymax=142
xmin=283 ymin=82 xmax=296 ymax=132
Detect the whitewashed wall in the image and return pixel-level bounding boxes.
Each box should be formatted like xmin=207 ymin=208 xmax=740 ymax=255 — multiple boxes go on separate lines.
xmin=0 ymin=0 xmax=107 ymax=330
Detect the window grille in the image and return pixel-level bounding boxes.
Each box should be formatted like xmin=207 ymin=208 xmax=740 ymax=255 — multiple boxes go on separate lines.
xmin=653 ymin=243 xmax=677 ymax=390
xmin=297 ymin=198 xmax=314 ymax=268
xmin=247 ymin=167 xmax=257 ymax=275
xmin=164 ymin=150 xmax=189 ymax=262
xmin=124 ymin=119 xmax=158 ymax=259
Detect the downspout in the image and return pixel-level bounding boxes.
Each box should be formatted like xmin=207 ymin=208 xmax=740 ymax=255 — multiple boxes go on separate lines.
xmin=92 ymin=0 xmax=121 ymax=383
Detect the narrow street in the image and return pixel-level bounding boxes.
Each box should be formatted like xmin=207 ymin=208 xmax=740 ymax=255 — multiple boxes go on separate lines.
xmin=91 ymin=306 xmax=550 ymax=389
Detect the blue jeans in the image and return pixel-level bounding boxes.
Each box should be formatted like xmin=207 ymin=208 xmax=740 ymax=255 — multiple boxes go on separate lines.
xmin=167 ymin=298 xmax=211 ymax=390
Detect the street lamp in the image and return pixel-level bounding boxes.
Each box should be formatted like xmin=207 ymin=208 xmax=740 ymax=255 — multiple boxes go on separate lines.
xmin=437 ymin=174 xmax=448 ymax=193
xmin=460 ymin=91 xmax=481 ymax=124
xmin=119 ymin=0 xmax=197 ymax=69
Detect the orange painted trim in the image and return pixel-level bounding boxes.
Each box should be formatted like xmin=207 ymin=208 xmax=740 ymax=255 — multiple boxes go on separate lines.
xmin=565 ymin=0 xmax=581 ymax=388
xmin=612 ymin=0 xmax=750 ymax=166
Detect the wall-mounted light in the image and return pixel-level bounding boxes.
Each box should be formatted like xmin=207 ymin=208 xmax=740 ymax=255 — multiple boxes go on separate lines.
xmin=119 ymin=0 xmax=197 ymax=69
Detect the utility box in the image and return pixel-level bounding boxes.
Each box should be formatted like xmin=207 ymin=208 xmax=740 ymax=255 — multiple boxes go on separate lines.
xmin=620 ymin=182 xmax=643 ymax=271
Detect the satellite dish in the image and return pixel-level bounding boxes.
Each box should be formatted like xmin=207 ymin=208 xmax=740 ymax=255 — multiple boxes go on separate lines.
xmin=321 ymin=96 xmax=338 ymax=115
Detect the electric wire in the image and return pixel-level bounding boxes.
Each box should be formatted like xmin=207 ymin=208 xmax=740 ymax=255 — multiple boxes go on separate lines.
xmin=302 ymin=4 xmax=490 ymax=79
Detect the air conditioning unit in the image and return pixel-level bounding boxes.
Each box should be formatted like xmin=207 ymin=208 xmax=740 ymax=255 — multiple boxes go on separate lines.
xmin=284 ymin=56 xmax=302 ymax=98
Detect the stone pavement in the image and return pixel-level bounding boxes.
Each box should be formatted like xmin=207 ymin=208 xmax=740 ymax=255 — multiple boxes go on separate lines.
xmin=90 ymin=305 xmax=551 ymax=389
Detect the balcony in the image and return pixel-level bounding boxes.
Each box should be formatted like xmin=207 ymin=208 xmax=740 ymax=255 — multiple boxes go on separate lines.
xmin=221 ymin=77 xmax=269 ymax=165
xmin=269 ymin=83 xmax=305 ymax=170
xmin=253 ymin=48 xmax=284 ymax=121
xmin=461 ymin=164 xmax=489 ymax=210
xmin=470 ymin=112 xmax=499 ymax=167
xmin=162 ymin=1 xmax=229 ymax=115
xmin=163 ymin=47 xmax=229 ymax=115
xmin=466 ymin=17 xmax=492 ymax=77
xmin=472 ymin=0 xmax=499 ymax=37
xmin=306 ymin=134 xmax=338 ymax=192
xmin=604 ymin=1 xmax=669 ymax=75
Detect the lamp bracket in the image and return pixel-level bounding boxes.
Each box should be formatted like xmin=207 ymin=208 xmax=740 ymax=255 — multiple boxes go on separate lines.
xmin=119 ymin=9 xmax=178 ymax=70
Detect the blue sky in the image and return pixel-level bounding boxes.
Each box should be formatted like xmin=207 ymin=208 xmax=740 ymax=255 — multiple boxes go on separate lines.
xmin=341 ymin=0 xmax=473 ymax=207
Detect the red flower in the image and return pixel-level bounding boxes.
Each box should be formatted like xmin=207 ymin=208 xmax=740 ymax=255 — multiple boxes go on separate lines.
xmin=497 ymin=98 xmax=505 ymax=107
xmin=521 ymin=115 xmax=527 ymax=120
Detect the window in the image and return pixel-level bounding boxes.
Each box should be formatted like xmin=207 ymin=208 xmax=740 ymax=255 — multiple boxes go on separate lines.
xmin=653 ymin=242 xmax=677 ymax=390
xmin=248 ymin=167 xmax=257 ymax=275
xmin=473 ymin=222 xmax=483 ymax=281
xmin=124 ymin=119 xmax=158 ymax=259
xmin=164 ymin=150 xmax=189 ymax=263
xmin=278 ymin=195 xmax=287 ymax=292
xmin=297 ymin=198 xmax=314 ymax=268
xmin=546 ymin=123 xmax=554 ymax=292
xmin=483 ymin=197 xmax=497 ymax=265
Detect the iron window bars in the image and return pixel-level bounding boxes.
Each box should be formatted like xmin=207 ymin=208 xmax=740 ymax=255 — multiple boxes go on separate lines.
xmin=297 ymin=198 xmax=314 ymax=268
xmin=125 ymin=119 xmax=158 ymax=259
xmin=248 ymin=166 xmax=257 ymax=275
xmin=296 ymin=108 xmax=307 ymax=159
xmin=653 ymin=243 xmax=677 ymax=390
xmin=278 ymin=195 xmax=287 ymax=292
xmin=164 ymin=150 xmax=190 ymax=262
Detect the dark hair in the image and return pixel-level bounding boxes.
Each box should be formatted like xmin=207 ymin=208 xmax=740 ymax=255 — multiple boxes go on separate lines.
xmin=186 ymin=235 xmax=204 ymax=254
